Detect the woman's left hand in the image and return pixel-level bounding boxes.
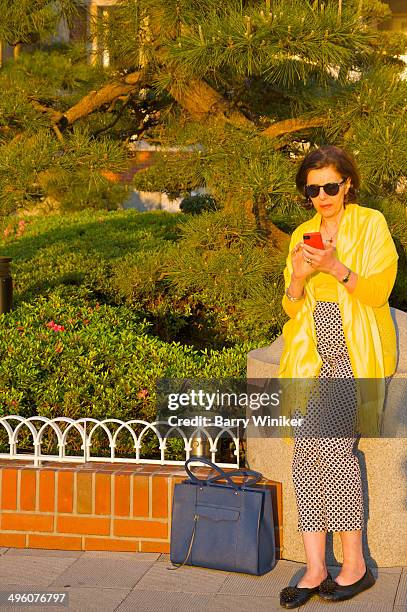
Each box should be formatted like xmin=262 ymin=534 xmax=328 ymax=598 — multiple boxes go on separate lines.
xmin=299 ymin=243 xmax=338 ymax=274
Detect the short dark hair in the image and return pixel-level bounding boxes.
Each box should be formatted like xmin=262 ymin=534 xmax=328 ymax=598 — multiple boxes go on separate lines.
xmin=295 ymin=145 xmax=360 ymax=209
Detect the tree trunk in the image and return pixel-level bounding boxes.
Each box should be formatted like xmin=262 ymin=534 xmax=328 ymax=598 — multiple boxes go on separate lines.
xmin=168 ymin=78 xmax=253 ymax=129
xmin=242 ymin=196 xmax=289 ymax=249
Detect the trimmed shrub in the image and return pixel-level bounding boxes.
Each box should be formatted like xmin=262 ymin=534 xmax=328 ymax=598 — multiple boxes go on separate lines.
xmin=180 ymin=194 xmax=219 ymax=215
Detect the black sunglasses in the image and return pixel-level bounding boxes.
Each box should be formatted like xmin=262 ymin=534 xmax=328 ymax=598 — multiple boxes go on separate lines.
xmin=305 ymin=179 xmax=346 ymax=199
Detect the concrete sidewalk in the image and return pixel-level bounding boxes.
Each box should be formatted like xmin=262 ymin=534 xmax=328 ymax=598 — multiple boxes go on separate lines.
xmin=0 ymin=548 xmax=405 ymax=612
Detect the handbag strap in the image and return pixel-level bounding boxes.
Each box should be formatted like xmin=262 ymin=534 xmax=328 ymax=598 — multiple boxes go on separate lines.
xmin=184 ymin=457 xmax=263 ymax=490
xmin=167 ymin=513 xmax=199 ymax=571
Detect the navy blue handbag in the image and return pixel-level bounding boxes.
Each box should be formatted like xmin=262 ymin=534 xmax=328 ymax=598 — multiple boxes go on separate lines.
xmin=169 ymin=457 xmax=275 ymax=575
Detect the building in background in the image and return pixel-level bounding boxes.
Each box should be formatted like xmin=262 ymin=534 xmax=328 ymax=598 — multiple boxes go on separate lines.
xmin=381 ymin=0 xmax=407 ymax=33
xmin=380 ymin=0 xmax=407 ymax=76
xmin=87 ymin=0 xmax=119 ymax=67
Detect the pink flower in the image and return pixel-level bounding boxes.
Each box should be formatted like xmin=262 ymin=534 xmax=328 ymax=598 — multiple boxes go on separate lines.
xmin=16 ymin=221 xmax=26 ymax=238
xmin=46 ymin=321 xmax=65 ymax=332
xmin=137 ymin=389 xmax=149 ymax=399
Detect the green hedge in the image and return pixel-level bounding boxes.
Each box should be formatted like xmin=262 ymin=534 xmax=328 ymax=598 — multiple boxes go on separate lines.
xmin=0 ymin=286 xmax=252 ymax=418
xmin=0 ymin=209 xmax=263 ymax=458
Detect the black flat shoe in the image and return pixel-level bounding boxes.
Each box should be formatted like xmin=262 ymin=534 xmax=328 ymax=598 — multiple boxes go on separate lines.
xmin=280 ymin=573 xmax=331 ymax=609
xmin=319 ymin=567 xmax=375 ymax=602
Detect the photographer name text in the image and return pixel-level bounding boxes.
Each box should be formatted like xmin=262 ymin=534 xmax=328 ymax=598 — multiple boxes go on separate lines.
xmin=167 ymin=415 xmax=303 ymax=428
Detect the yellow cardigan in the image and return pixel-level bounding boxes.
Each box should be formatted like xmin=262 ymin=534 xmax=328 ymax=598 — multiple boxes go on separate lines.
xmin=278 ymin=203 xmax=399 ymax=435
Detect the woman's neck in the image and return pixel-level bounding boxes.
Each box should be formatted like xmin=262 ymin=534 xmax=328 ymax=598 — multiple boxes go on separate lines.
xmin=321 ymin=206 xmax=345 ymax=232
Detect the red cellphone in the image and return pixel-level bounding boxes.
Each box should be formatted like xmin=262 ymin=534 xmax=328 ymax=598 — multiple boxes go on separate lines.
xmin=303 ymin=232 xmax=325 ymax=250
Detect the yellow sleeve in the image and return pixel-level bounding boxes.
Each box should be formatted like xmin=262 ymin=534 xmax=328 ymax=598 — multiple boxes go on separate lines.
xmin=282 ymin=293 xmax=304 ymax=318
xmin=352 ymin=262 xmax=398 ymax=308
xmin=281 ymin=229 xmax=305 ymax=319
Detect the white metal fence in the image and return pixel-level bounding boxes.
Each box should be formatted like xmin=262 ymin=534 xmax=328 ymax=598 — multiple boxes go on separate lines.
xmin=0 ymin=416 xmax=240 ymax=468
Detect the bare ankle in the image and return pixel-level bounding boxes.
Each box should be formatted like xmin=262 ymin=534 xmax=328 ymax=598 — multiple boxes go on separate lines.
xmin=341 ymin=560 xmax=366 ymax=571
xmin=306 ymin=564 xmax=327 ymax=576
xmin=298 ymin=567 xmax=328 ymax=588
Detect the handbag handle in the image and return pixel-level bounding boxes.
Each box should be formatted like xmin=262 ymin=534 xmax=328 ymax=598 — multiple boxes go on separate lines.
xmin=214 ymin=468 xmax=263 ymax=488
xmin=184 ymin=457 xmax=263 ymax=491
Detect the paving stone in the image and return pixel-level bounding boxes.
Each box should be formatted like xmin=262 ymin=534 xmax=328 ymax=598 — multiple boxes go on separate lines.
xmin=116 ymin=590 xmax=216 ymax=612
xmin=211 ymin=593 xmax=285 ymax=612
xmin=133 ymin=563 xmax=228 ymax=594
xmin=50 ymin=558 xmax=154 ymax=589
xmin=395 ymin=569 xmax=407 ymax=606
xmin=0 ymin=588 xmax=129 ymax=612
xmin=0 ymin=557 xmax=78 ymax=587
xmin=119 ymin=591 xmax=284 ymax=612
xmin=4 ymin=549 xmax=83 ymax=558
xmin=218 ymin=559 xmax=303 ymax=597
xmin=0 ymin=548 xmax=401 ymax=612
xmin=305 ymin=599 xmax=396 ymax=611
xmin=81 ymin=551 xmax=160 ymax=561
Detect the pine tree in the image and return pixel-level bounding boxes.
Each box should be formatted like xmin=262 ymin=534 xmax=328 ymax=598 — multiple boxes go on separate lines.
xmin=0 ymin=0 xmax=406 ymax=319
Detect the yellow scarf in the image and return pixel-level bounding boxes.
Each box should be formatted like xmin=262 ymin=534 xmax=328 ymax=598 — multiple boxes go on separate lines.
xmin=278 ymin=203 xmax=398 ymax=435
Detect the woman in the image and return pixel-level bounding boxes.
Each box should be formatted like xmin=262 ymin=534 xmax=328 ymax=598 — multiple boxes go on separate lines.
xmin=278 ymin=145 xmax=398 ymax=609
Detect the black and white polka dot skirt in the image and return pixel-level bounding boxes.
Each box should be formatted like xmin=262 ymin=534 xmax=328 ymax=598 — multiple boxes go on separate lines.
xmin=292 ymin=301 xmax=364 ymax=532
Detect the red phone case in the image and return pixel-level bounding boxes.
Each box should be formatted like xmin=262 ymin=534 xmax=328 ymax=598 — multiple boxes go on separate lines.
xmin=303 ymin=232 xmax=324 ymax=250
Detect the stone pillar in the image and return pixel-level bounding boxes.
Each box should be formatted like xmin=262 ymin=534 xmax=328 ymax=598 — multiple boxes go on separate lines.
xmin=247 ymin=308 xmax=407 ymax=567
xmin=87 ymin=0 xmax=119 ymax=66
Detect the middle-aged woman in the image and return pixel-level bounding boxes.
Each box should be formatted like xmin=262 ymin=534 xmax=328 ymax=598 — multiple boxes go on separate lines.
xmin=277 ymin=145 xmax=398 ymax=609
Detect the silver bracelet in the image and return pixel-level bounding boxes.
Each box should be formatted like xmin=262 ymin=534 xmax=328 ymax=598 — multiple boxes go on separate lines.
xmin=285 ymin=288 xmax=305 ymax=302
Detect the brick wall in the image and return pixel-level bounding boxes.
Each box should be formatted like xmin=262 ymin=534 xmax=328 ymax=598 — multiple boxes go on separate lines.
xmin=0 ymin=460 xmax=282 ymax=556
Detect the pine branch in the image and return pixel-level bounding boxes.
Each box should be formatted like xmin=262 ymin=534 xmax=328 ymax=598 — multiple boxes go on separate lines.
xmin=262 ymin=116 xmax=325 ymax=138
xmin=26 ymin=71 xmax=145 ymax=133
xmin=91 ymin=98 xmax=131 ymax=137
xmin=29 ymin=99 xmax=64 ymax=124
xmin=63 ymin=71 xmax=145 ymax=126
xmin=30 ymin=62 xmax=322 ymax=143
xmin=165 ymin=0 xmax=377 ymax=87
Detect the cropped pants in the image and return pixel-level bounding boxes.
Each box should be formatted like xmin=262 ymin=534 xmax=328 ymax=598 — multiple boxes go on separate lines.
xmin=292 ymin=301 xmax=365 ymax=532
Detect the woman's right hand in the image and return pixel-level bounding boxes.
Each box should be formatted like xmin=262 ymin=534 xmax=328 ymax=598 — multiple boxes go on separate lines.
xmin=291 ymin=242 xmax=314 ymax=280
